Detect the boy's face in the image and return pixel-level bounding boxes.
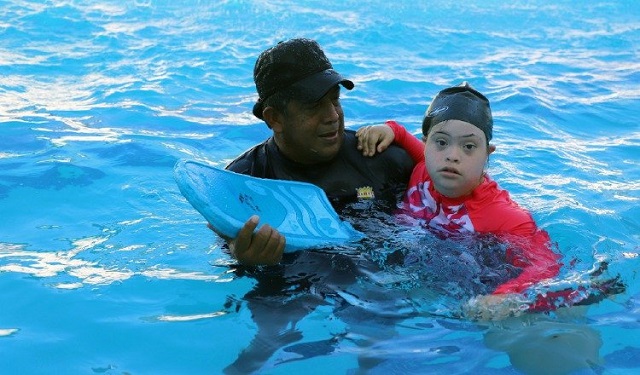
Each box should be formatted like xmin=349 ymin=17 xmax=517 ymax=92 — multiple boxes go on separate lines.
xmin=425 ymin=119 xmax=495 ymax=198
xmin=271 ymin=86 xmax=345 ymax=165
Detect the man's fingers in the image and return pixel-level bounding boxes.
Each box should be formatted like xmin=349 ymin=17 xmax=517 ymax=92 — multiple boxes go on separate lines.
xmin=259 ymin=228 xmax=285 ymax=265
xmin=249 ymin=223 xmax=272 ymax=254
xmin=232 ymin=215 xmax=260 ymax=257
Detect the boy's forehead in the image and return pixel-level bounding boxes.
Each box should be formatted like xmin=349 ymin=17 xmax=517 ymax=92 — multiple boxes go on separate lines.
xmin=430 ymin=120 xmax=486 ymax=139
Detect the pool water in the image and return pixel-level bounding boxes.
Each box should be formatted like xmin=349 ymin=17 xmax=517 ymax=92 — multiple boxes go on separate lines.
xmin=1 ymin=1 xmax=639 ymax=374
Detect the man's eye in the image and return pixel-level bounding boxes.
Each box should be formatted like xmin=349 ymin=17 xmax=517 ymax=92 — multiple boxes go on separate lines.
xmin=305 ymin=102 xmax=320 ymax=110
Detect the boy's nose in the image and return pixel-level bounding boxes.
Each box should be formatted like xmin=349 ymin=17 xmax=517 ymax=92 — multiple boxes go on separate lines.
xmin=446 ymin=149 xmax=460 ymax=162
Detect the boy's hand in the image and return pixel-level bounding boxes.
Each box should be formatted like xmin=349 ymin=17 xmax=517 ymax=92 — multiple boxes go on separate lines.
xmin=463 ymin=294 xmax=530 ymax=321
xmin=356 ymin=125 xmax=395 ymax=157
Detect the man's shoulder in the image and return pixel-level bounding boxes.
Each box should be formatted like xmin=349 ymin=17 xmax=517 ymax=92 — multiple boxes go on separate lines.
xmin=225 ymin=138 xmax=271 ymax=176
xmin=341 ymin=130 xmax=414 ymax=193
xmin=342 ymin=129 xmax=412 ymax=163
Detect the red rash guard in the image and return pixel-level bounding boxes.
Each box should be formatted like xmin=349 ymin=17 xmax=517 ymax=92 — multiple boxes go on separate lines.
xmin=386 ymin=120 xmax=561 ymax=295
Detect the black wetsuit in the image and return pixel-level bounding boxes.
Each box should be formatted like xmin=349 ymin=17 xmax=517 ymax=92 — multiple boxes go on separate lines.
xmin=226 ymin=130 xmax=414 ymax=210
xmin=222 ymin=130 xmax=414 ymax=374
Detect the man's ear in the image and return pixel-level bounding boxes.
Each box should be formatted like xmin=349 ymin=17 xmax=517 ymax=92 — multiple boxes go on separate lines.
xmin=263 ymin=107 xmax=283 ymax=132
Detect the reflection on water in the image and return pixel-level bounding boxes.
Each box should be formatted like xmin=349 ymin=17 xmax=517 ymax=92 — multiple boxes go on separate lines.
xmin=1 ymin=0 xmax=639 ymax=374
xmin=484 ymin=313 xmax=602 ymax=375
xmin=216 ymin=203 xmax=627 ymax=373
xmin=0 ymin=239 xmax=228 ymax=289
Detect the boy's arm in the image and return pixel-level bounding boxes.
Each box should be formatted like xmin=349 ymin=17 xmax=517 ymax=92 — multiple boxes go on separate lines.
xmin=470 ymin=195 xmax=562 ymax=295
xmin=356 ymin=120 xmax=424 ymax=164
xmin=464 ymin=229 xmax=562 ymax=321
xmin=384 ymin=121 xmax=425 ymax=164
xmin=492 ymin=229 xmax=561 ymax=295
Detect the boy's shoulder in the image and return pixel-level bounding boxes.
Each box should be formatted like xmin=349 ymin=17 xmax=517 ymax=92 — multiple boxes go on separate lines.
xmin=469 ymin=177 xmax=537 ymax=235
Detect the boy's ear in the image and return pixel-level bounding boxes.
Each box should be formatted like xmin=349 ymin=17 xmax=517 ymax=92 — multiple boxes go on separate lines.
xmin=263 ymin=107 xmax=283 ymax=132
xmin=488 ymin=144 xmax=496 ymax=155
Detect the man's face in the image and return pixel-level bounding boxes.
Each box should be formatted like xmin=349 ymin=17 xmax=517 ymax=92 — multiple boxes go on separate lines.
xmin=274 ymin=86 xmax=345 ymax=165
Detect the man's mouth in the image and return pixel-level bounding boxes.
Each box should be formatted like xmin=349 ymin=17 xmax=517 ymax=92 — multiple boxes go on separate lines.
xmin=319 ymin=130 xmax=339 ymax=139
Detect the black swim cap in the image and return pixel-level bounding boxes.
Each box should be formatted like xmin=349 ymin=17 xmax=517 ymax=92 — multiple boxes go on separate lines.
xmin=252 ymin=38 xmax=354 ymax=119
xmin=422 ymin=82 xmax=493 ymax=142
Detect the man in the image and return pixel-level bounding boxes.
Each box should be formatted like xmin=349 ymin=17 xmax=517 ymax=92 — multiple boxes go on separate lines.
xmin=222 ymin=38 xmax=414 ymax=266
xmin=217 ymin=38 xmax=414 ymax=374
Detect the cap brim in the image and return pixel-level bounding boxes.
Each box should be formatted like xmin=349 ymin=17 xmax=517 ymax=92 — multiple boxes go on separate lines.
xmin=252 ymin=69 xmax=354 ymax=120
xmin=253 ymin=100 xmax=264 ymax=119
xmin=291 ymin=69 xmax=354 ymax=103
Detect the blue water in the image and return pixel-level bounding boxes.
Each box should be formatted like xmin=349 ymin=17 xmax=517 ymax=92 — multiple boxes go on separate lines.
xmin=1 ymin=1 xmax=639 ymax=374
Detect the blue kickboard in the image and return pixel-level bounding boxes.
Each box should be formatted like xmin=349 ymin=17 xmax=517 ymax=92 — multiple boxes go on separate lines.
xmin=174 ymin=160 xmax=364 ymax=252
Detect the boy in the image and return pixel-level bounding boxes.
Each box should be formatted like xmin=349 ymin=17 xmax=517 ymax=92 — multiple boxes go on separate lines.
xmin=356 ymin=82 xmax=562 ymax=316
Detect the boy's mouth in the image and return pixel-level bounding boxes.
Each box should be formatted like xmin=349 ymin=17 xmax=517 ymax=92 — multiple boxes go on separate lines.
xmin=440 ymin=167 xmax=460 ymax=175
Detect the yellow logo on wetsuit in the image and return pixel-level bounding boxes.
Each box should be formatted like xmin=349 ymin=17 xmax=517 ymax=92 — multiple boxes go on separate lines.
xmin=356 ymin=186 xmax=375 ymax=200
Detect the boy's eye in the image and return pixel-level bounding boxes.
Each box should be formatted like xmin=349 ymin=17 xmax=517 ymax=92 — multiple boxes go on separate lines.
xmin=464 ymin=143 xmax=477 ymax=151
xmin=435 ymin=139 xmax=447 ymax=146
